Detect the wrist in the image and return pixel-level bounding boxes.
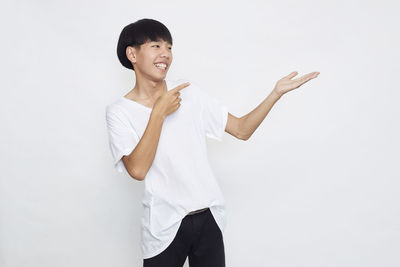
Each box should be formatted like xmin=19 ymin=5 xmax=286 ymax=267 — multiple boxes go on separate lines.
xmin=270 ymin=88 xmax=283 ymax=100
xmin=150 ymin=109 xmax=166 ymax=122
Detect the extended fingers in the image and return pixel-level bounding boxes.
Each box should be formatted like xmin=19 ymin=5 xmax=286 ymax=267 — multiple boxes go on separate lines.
xmin=283 ymin=71 xmax=298 ymax=80
xmin=295 ymin=72 xmax=319 ymax=85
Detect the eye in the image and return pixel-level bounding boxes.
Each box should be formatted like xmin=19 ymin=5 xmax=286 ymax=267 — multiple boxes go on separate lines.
xmin=152 ymin=45 xmax=160 ymax=48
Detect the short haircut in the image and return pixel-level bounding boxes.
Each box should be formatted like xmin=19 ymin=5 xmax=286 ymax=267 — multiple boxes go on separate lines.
xmin=117 ymin=18 xmax=173 ymax=71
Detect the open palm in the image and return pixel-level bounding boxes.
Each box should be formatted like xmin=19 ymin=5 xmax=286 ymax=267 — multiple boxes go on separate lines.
xmin=273 ymin=71 xmax=320 ymax=97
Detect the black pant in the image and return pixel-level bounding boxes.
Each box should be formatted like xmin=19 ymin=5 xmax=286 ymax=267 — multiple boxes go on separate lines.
xmin=143 ymin=208 xmax=225 ymax=267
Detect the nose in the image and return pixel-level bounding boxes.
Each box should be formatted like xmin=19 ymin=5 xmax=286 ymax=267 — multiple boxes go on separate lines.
xmin=160 ymin=46 xmax=171 ymax=58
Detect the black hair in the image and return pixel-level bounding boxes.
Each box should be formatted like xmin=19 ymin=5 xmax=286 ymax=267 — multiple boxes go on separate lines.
xmin=117 ymin=18 xmax=173 ymax=71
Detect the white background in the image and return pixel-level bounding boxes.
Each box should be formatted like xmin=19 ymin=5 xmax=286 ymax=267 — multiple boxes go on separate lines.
xmin=1 ymin=0 xmax=399 ymax=266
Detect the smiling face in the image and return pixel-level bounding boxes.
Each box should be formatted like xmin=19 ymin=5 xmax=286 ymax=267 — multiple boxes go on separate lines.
xmin=126 ymin=39 xmax=173 ymax=82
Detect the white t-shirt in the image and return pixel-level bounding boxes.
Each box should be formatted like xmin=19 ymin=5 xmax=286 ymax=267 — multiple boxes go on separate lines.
xmin=105 ymin=78 xmax=228 ymax=259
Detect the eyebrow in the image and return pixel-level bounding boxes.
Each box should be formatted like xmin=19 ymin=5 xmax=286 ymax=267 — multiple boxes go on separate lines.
xmin=151 ymin=40 xmax=172 ymax=45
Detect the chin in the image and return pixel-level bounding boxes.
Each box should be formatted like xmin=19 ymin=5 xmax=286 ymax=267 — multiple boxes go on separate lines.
xmin=152 ymin=75 xmax=167 ymax=83
xmin=157 ymin=72 xmax=168 ymax=79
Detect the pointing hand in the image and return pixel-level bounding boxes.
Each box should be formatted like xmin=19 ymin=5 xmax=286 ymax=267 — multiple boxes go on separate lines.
xmin=153 ymin=82 xmax=190 ymax=119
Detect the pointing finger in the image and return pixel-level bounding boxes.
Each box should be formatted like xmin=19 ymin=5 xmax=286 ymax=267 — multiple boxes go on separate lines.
xmin=171 ymin=82 xmax=191 ymax=93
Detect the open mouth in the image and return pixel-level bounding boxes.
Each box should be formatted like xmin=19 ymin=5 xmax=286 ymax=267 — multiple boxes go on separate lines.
xmin=154 ymin=63 xmax=167 ymax=71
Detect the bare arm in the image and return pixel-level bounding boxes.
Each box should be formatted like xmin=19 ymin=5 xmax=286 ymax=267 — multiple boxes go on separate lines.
xmin=239 ymin=90 xmax=281 ymax=140
xmin=122 ymin=82 xmax=190 ymax=181
xmin=122 ymin=111 xmax=165 ymax=181
xmin=239 ymin=71 xmax=320 ymax=140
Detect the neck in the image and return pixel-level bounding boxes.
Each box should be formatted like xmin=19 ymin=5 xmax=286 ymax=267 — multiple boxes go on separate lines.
xmin=132 ymin=77 xmax=167 ymax=100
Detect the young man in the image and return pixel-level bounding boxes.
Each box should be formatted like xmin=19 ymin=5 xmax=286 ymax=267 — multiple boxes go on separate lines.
xmin=106 ymin=18 xmax=319 ymax=267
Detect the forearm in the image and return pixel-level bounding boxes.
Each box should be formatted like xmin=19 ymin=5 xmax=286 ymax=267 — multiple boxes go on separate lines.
xmin=125 ymin=111 xmax=165 ymax=180
xmin=240 ymin=90 xmax=282 ymax=140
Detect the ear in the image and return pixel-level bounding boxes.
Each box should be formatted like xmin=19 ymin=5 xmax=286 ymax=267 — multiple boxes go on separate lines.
xmin=126 ymin=46 xmax=137 ymax=64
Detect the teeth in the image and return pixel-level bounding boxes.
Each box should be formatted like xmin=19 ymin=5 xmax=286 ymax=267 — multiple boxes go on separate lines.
xmin=154 ymin=63 xmax=167 ymax=69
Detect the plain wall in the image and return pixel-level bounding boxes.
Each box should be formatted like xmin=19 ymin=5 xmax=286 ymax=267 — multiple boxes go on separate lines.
xmin=1 ymin=0 xmax=399 ymax=266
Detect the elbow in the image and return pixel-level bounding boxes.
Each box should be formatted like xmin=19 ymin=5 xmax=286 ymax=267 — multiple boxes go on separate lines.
xmin=237 ymin=117 xmax=250 ymax=141
xmin=239 ymin=134 xmax=250 ymax=141
xmin=237 ymin=128 xmax=251 ymax=141
xmin=123 ymin=156 xmax=145 ymax=181
xmin=128 ymin=167 xmax=145 ymax=181
xmin=127 ymin=170 xmax=144 ymax=181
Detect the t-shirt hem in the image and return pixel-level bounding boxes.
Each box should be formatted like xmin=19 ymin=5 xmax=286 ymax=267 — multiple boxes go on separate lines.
xmin=141 ymin=217 xmax=184 ymax=259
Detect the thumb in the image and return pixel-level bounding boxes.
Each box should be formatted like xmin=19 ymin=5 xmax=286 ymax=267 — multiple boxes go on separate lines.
xmin=283 ymin=71 xmax=298 ymax=80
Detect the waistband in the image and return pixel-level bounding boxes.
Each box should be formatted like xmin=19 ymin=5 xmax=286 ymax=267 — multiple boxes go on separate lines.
xmin=187 ymin=207 xmax=209 ymax=215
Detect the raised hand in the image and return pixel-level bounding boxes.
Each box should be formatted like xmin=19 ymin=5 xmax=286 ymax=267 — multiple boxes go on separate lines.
xmin=153 ymin=82 xmax=190 ymax=119
xmin=273 ymin=71 xmax=320 ymax=97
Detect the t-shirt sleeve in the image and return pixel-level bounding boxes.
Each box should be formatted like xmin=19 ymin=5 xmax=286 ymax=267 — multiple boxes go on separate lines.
xmin=105 ymin=106 xmax=140 ymax=173
xmin=198 ymin=85 xmax=229 ymax=142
